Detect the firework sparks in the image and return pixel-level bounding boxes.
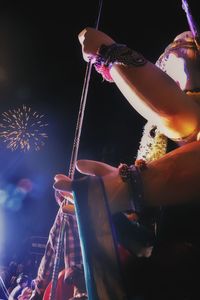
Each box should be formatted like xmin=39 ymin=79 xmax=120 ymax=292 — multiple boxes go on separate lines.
xmin=0 ymin=105 xmax=48 ymax=151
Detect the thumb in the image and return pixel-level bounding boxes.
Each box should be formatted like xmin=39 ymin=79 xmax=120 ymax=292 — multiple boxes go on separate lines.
xmin=53 ymin=176 xmax=72 ymax=192
xmin=76 ymin=159 xmax=117 ymax=176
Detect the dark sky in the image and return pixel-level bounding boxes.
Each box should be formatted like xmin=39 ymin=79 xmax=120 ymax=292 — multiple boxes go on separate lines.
xmin=0 ymin=0 xmax=199 ymax=261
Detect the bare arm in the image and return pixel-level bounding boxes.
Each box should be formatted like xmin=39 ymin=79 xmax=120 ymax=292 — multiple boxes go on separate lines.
xmin=78 ymin=27 xmax=200 ymax=140
xmin=110 ymin=63 xmax=200 ymax=139
xmin=142 ymin=140 xmax=200 ymax=206
xmin=54 ymin=141 xmax=200 ymax=214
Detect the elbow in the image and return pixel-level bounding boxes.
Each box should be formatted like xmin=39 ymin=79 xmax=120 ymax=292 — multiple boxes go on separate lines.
xmin=158 ymin=113 xmax=199 ymax=140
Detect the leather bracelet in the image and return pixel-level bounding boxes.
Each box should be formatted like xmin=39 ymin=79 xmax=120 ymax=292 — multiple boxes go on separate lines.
xmin=118 ymin=163 xmax=145 ymax=213
xmin=94 ymin=43 xmax=147 ymax=82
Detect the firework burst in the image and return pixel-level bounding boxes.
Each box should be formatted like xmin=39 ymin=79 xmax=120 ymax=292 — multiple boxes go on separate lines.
xmin=0 ymin=105 xmax=48 ymax=151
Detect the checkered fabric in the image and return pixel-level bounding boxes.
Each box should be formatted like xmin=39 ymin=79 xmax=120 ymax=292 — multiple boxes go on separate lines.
xmin=34 ymin=209 xmax=82 ymax=294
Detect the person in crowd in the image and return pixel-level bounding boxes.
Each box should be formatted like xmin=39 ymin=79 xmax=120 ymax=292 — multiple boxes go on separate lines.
xmin=8 ymin=274 xmax=29 ymax=300
xmin=29 ymin=191 xmax=86 ymax=300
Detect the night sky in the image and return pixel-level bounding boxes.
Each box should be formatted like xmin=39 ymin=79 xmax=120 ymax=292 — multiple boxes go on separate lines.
xmin=0 ymin=0 xmax=199 ymax=262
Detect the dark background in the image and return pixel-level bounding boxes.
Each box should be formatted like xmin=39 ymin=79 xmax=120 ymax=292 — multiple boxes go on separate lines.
xmin=0 ymin=0 xmax=199 ymax=263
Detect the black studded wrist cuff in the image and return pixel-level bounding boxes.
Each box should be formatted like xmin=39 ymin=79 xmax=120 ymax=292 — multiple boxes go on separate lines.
xmin=118 ymin=163 xmax=145 ymax=213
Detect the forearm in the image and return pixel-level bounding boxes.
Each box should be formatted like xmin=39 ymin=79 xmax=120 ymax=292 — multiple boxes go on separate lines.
xmin=142 ymin=141 xmax=200 ymax=206
xmin=78 ymin=27 xmax=200 ymax=138
xmin=110 ymin=62 xmax=200 ymax=139
xmin=73 ymin=146 xmax=200 ymax=215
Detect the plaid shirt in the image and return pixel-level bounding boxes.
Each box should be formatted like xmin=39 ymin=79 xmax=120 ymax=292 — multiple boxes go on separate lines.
xmin=34 ymin=209 xmax=82 ymax=294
